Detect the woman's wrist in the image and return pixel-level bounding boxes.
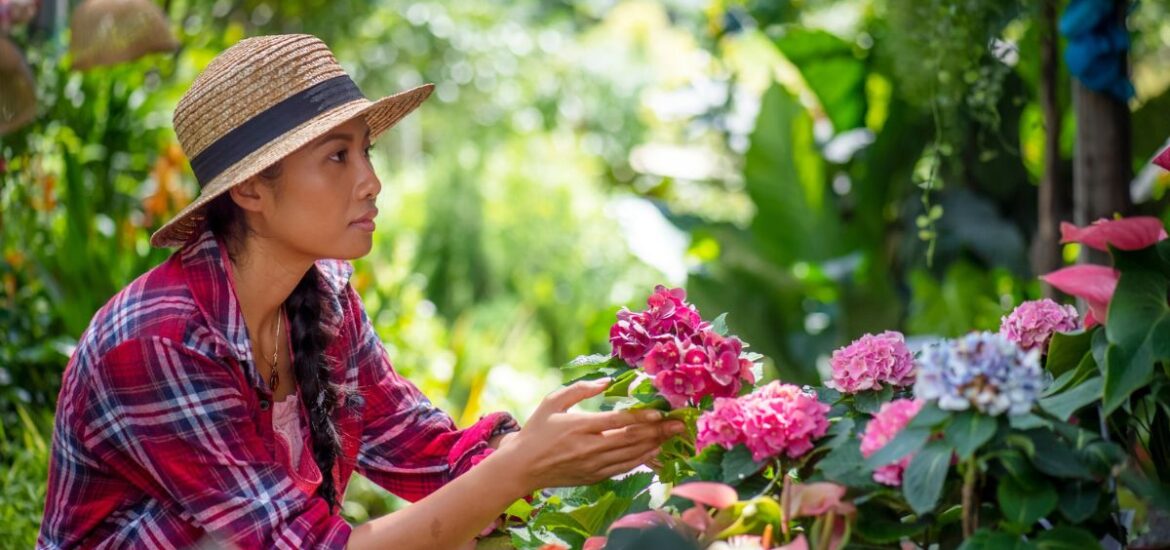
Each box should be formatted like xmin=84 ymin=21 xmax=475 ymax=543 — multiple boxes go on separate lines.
xmin=479 ymin=440 xmax=534 ymax=501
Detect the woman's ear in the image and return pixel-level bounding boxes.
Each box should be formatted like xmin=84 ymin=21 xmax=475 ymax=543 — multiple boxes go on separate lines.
xmin=228 ymin=176 xmax=267 ymax=213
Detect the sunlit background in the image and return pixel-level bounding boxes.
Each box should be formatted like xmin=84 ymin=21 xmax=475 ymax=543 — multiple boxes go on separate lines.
xmin=3 ymin=0 xmax=1170 ymax=539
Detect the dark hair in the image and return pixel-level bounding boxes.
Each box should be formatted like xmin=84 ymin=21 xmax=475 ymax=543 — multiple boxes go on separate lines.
xmin=204 ymin=163 xmax=344 ymax=513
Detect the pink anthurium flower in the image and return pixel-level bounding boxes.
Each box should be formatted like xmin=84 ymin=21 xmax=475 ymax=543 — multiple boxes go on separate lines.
xmin=582 ymin=536 xmax=607 ymax=550
xmin=672 ymin=481 xmax=739 ymax=509
xmin=1059 ymin=217 xmax=1168 ymax=252
xmin=1040 ymin=265 xmax=1120 ymax=327
xmin=1155 ymin=145 xmax=1170 ymax=171
xmin=608 ymin=510 xmax=678 ymax=531
xmin=783 ymin=481 xmax=854 ymax=519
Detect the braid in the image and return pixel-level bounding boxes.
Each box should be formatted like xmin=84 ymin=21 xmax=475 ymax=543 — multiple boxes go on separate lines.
xmin=285 ymin=266 xmax=344 ymax=513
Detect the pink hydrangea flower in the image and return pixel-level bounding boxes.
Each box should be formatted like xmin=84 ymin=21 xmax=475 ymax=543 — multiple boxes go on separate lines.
xmin=698 ymin=382 xmax=829 ymax=462
xmin=611 ymin=286 xmax=756 ymax=408
xmin=859 ymin=399 xmax=924 ymax=486
xmin=999 ymin=299 xmax=1081 ymax=352
xmin=697 ymin=397 xmax=747 ymax=450
xmin=827 ymin=331 xmax=915 ymax=393
xmin=609 ymin=285 xmax=704 ymax=366
xmin=741 ymin=383 xmax=830 ymax=461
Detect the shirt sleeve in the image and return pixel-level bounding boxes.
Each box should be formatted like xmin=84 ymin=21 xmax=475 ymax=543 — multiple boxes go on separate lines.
xmin=82 ymin=336 xmax=352 ymax=550
xmin=348 ymin=287 xmax=520 ymax=502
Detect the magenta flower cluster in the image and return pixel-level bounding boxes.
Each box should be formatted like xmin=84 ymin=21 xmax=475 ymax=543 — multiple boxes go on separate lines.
xmin=697 ymin=382 xmax=831 ymax=462
xmin=827 ymin=331 xmax=916 ymax=394
xmin=999 ymin=298 xmax=1081 ymax=352
xmin=609 ymin=286 xmax=755 ymax=408
xmin=859 ymin=399 xmax=924 ymax=486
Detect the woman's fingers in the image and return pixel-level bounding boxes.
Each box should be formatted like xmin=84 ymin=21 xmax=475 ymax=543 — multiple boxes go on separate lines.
xmin=574 ymin=409 xmax=665 ymax=433
xmin=586 ymin=439 xmax=661 ymax=473
xmin=534 ymin=378 xmax=611 ymax=418
xmin=592 ymin=448 xmax=661 ymax=481
xmin=598 ymin=419 xmax=684 ymax=448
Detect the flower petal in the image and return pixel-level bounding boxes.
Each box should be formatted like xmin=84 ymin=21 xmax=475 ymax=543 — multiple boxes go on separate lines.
xmin=582 ymin=537 xmax=607 ymax=550
xmin=1155 ymin=145 xmax=1170 ymax=171
xmin=1059 ymin=217 xmax=1168 ymax=252
xmin=1040 ymin=265 xmax=1119 ymax=323
xmin=671 ymin=481 xmax=739 ymax=509
xmin=609 ymin=510 xmax=673 ymax=531
xmin=789 ymin=482 xmax=848 ymax=517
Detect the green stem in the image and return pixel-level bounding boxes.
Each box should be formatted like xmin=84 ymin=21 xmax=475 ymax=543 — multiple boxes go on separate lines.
xmin=961 ymin=455 xmax=978 ymax=538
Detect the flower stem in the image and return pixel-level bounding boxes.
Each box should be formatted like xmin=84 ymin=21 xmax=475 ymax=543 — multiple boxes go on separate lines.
xmin=961 ymin=456 xmax=979 ymax=538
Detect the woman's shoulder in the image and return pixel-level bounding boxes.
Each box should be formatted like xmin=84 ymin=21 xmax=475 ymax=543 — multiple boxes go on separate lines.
xmin=74 ymin=253 xmax=202 ymax=369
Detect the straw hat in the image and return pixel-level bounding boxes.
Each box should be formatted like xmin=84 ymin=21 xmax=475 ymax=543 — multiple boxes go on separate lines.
xmin=150 ymin=33 xmax=433 ymax=248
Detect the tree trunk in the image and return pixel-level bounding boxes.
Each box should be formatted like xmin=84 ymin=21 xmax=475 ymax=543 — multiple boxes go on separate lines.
xmin=1032 ymin=0 xmax=1072 ymax=292
xmin=1072 ymin=0 xmax=1133 ymax=265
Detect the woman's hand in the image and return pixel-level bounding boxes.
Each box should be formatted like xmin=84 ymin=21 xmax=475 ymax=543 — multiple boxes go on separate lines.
xmin=493 ymin=378 xmax=686 ymax=494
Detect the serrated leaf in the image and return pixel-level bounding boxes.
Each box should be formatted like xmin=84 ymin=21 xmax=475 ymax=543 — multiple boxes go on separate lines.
xmin=1034 ymin=526 xmax=1102 ymax=550
xmin=1057 ymin=481 xmax=1099 ymax=523
xmin=562 ymin=353 xmax=618 ymax=370
xmin=1038 ymin=376 xmax=1103 ymax=420
xmin=907 ymin=401 xmax=950 ymax=429
xmin=998 ymin=475 xmax=1057 ymax=528
xmin=958 ymin=529 xmax=1037 ymax=550
xmin=902 ymin=440 xmax=954 ymax=515
xmin=852 ymin=386 xmax=894 ymax=414
xmin=944 ymin=410 xmax=998 ymax=460
xmin=864 ymin=426 xmax=929 ymax=469
xmin=711 ymin=312 xmax=730 ymax=336
xmin=721 ymin=444 xmax=764 ymax=485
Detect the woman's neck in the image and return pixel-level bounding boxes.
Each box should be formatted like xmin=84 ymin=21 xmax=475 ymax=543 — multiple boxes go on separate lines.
xmin=228 ymin=237 xmax=314 ymax=352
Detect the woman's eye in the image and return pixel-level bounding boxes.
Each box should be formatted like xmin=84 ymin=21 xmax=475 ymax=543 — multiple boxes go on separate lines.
xmin=330 ymin=149 xmax=347 ymax=162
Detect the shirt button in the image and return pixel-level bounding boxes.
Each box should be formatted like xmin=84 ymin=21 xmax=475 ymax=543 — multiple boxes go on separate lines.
xmin=259 ymin=399 xmax=271 ymax=411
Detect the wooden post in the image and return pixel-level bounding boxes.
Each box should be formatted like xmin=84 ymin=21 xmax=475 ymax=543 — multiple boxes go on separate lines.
xmin=1072 ymin=0 xmax=1133 ymax=264
xmin=1032 ymin=0 xmax=1072 ymax=292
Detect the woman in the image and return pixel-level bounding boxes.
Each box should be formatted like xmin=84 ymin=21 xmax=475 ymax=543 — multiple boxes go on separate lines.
xmin=38 ymin=34 xmax=682 ymax=549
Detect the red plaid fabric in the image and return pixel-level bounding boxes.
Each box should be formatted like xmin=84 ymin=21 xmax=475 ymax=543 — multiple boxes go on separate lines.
xmin=38 ymin=229 xmax=519 ymax=549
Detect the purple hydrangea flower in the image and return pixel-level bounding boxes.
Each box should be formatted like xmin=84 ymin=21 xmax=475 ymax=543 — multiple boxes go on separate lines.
xmin=913 ymin=331 xmax=1047 ymax=416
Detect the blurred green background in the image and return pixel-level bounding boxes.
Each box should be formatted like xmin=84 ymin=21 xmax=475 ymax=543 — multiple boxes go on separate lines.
xmin=3 ymin=0 xmax=1170 ymax=545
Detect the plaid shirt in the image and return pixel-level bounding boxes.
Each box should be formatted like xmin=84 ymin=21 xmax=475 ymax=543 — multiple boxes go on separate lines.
xmin=38 ymin=229 xmax=519 ymax=549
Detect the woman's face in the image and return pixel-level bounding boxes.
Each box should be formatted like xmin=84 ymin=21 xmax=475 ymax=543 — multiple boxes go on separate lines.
xmin=235 ymin=116 xmax=383 ymax=262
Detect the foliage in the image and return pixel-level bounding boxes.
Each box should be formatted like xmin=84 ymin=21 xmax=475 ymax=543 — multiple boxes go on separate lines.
xmin=512 ymin=218 xmax=1169 ymax=549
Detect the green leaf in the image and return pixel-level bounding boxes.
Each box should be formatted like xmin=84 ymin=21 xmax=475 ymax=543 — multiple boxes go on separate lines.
xmin=1043 ymin=330 xmax=1093 ymax=377
xmin=773 ymin=27 xmax=866 ymax=132
xmin=907 ymin=401 xmax=951 ymax=429
xmin=1023 ymin=430 xmax=1093 ymax=479
xmin=1057 ymin=481 xmax=1100 ymax=523
xmin=864 ymin=426 xmax=929 ymax=469
xmin=997 ymin=475 xmax=1057 ymax=528
xmin=1102 ymin=245 xmax=1170 ymax=414
xmin=854 ymin=503 xmax=927 ymax=544
xmin=958 ymin=529 xmax=1037 ymax=550
xmin=902 ymin=440 xmax=954 ymax=515
xmin=721 ymin=444 xmax=765 ymax=485
xmin=816 ymin=438 xmax=877 ymax=489
xmin=1038 ymin=376 xmax=1103 ymax=420
xmin=853 ymin=386 xmax=894 ymax=414
xmin=603 ymin=369 xmax=640 ymax=397
xmin=944 ymin=410 xmax=998 ymax=460
xmin=710 ymin=312 xmax=729 ymax=336
xmin=1034 ymin=526 xmax=1102 ymax=550
xmin=564 ymin=492 xmax=625 ymax=535
xmin=562 ymin=353 xmax=618 ymax=370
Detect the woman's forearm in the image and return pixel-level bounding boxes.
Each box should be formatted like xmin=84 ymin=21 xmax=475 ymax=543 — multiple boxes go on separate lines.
xmin=345 ymin=450 xmax=529 ymax=550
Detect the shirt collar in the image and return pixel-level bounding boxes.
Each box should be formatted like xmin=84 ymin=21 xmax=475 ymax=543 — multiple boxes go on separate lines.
xmin=180 ymin=229 xmax=353 ymax=370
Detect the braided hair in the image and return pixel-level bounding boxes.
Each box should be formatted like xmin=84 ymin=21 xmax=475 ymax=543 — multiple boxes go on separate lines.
xmin=204 ymin=163 xmax=344 ymax=513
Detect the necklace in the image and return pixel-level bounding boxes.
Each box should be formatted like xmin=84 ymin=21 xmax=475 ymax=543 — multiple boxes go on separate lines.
xmin=268 ymin=306 xmax=283 ymax=392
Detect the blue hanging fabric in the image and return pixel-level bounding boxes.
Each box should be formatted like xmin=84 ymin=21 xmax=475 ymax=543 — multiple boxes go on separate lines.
xmin=1060 ymin=0 xmax=1135 ymax=101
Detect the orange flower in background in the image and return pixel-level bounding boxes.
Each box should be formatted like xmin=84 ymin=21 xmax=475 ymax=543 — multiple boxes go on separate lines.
xmin=142 ymin=142 xmax=190 ymax=227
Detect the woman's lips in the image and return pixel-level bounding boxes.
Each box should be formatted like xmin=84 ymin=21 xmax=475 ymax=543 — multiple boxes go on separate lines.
xmin=350 ymin=219 xmax=376 ymax=232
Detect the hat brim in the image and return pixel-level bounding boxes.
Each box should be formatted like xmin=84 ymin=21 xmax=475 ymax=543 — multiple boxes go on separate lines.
xmin=150 ymin=82 xmax=435 ymax=248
